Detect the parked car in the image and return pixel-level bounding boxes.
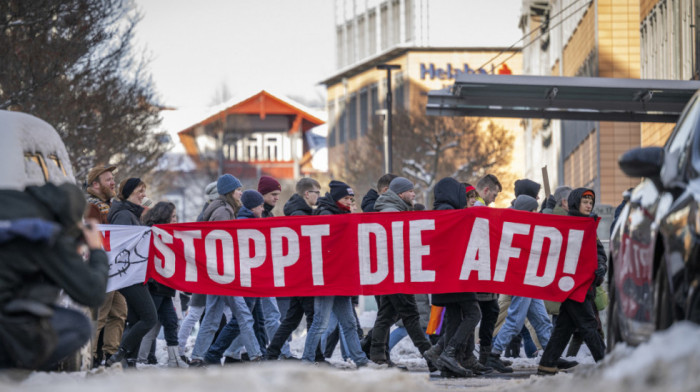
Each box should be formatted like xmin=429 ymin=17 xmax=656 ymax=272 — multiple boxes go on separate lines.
xmin=608 ymin=91 xmax=700 ymax=347
xmin=0 ymin=109 xmax=92 ymax=371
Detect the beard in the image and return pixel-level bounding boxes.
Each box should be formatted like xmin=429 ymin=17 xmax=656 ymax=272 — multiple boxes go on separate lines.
xmin=99 ymin=183 xmax=116 ymax=200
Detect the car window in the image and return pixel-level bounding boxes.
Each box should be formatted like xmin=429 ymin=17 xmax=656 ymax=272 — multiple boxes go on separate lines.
xmin=662 ymin=94 xmax=700 ymax=185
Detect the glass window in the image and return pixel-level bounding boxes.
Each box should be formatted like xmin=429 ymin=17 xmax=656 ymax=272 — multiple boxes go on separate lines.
xmin=348 ymin=94 xmax=357 ymax=140
xmin=664 ymin=94 xmax=700 ymax=182
xmin=360 ymin=89 xmax=368 ymax=136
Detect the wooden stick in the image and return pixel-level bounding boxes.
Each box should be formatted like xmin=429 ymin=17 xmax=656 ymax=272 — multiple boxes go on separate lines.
xmin=541 ymin=165 xmax=551 ymax=198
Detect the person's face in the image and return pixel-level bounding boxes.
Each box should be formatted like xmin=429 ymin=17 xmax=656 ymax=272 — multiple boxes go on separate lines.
xmin=233 ymin=187 xmax=243 ymax=202
xmin=466 ymin=192 xmax=478 ymax=208
xmin=305 ymin=187 xmax=321 ymax=206
xmin=579 ymin=197 xmax=594 ymax=215
xmin=484 ymin=187 xmax=500 ymax=205
xmin=128 ymin=184 xmax=146 ymax=205
xmin=170 ymin=208 xmax=178 ymax=223
xmin=264 ymin=190 xmax=281 ymax=206
xmin=95 ymin=171 xmax=116 ymax=198
xmin=251 ymin=204 xmax=264 ymax=218
xmin=399 ymin=189 xmax=415 ymax=204
xmin=338 ymin=195 xmax=354 ymax=209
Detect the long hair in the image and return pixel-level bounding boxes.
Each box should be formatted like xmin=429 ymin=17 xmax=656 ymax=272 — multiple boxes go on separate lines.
xmin=224 ymin=192 xmax=242 ymax=217
xmin=141 ymin=201 xmax=176 ymax=226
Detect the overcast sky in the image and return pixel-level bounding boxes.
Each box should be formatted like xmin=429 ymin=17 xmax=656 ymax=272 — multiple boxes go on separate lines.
xmin=134 ymin=0 xmax=523 ymax=110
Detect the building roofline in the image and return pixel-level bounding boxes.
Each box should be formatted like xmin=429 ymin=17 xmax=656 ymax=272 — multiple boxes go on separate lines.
xmin=319 ymin=46 xmax=522 ymax=87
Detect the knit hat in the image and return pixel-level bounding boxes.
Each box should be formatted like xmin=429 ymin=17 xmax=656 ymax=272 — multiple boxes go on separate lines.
xmin=258 ymin=175 xmax=281 ymax=195
xmin=86 ymin=165 xmax=116 ymax=187
xmin=514 ymin=179 xmax=541 ymax=199
xmin=389 ymin=177 xmax=414 ymax=195
xmin=204 ymin=181 xmax=218 ymax=202
xmin=241 ymin=190 xmax=264 ymax=210
xmin=217 ymin=174 xmax=242 ymax=195
xmin=329 ymin=180 xmax=354 ymax=202
xmin=512 ymin=195 xmax=539 ymax=212
xmin=120 ymin=178 xmax=142 ymax=200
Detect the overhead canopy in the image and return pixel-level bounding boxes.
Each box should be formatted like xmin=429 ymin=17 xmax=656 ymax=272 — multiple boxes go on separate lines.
xmin=426 ymin=74 xmax=700 ymax=122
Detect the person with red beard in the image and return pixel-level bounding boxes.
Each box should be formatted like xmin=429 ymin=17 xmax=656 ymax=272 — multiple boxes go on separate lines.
xmin=84 ymin=166 xmax=117 ymax=224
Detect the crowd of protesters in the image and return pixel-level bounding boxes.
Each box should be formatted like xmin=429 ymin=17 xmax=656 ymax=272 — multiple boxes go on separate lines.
xmin=0 ymin=164 xmax=607 ymax=375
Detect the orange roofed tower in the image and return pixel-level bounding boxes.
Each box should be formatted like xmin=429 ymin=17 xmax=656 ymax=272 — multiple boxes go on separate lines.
xmin=178 ymin=90 xmax=325 ymax=180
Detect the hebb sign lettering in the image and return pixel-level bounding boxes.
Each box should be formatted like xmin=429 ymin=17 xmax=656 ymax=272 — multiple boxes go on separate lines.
xmin=420 ymin=63 xmax=488 ymax=80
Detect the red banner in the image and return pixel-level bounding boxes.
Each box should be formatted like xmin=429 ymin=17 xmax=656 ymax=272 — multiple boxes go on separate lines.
xmin=147 ymin=208 xmax=600 ymax=302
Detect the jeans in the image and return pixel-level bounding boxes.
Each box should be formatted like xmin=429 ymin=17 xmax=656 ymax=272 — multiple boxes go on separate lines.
xmin=302 ymin=296 xmax=367 ymax=365
xmin=540 ymin=294 xmax=605 ymax=367
xmin=137 ymin=294 xmax=180 ymax=361
xmin=118 ymin=283 xmax=158 ymax=355
xmin=267 ymin=296 xmax=323 ymax=360
xmin=178 ymin=305 xmax=204 ymax=356
xmin=492 ymin=296 xmax=551 ymax=354
xmin=203 ymin=296 xmax=262 ymax=362
xmin=191 ymin=295 xmax=230 ymax=360
xmin=370 ymin=294 xmax=432 ymax=361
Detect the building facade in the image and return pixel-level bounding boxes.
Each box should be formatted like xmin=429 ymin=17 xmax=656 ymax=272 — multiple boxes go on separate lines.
xmin=326 ymin=0 xmax=524 ymax=198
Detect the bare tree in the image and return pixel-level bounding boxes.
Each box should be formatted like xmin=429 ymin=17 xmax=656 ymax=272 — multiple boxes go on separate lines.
xmin=0 ymin=0 xmax=168 ymax=183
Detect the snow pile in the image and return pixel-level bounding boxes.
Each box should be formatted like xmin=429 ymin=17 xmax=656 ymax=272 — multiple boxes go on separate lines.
xmin=501 ymin=322 xmax=700 ymax=392
xmin=3 ymin=362 xmax=432 ymax=392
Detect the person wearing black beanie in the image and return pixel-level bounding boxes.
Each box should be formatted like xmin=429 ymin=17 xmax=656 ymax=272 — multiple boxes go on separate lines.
xmin=315 ymin=180 xmax=355 ymax=215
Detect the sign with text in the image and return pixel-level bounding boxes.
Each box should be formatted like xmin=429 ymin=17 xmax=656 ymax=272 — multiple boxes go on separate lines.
xmin=147 ymin=208 xmax=599 ymax=302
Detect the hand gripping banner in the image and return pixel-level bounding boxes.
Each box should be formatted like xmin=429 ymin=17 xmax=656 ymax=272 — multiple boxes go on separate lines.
xmin=146 ymin=207 xmax=600 ymax=302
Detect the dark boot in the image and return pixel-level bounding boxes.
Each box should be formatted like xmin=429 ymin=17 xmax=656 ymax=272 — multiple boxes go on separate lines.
xmin=484 ymin=352 xmax=513 ymax=373
xmin=436 ymin=346 xmax=472 ymax=377
xmin=556 ymin=358 xmax=579 ymax=371
xmin=422 ymin=344 xmax=442 ymax=372
xmin=478 ymin=344 xmax=490 ymax=365
xmin=460 ymin=355 xmax=494 ymax=375
xmin=505 ymin=335 xmax=521 ymax=358
xmin=105 ymin=348 xmax=128 ymax=368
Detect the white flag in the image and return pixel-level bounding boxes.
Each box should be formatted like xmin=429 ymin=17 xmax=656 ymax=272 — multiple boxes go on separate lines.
xmin=97 ymin=225 xmax=152 ymax=292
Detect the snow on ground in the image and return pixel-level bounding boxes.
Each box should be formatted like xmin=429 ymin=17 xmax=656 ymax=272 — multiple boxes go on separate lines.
xmin=1 ymin=321 xmax=699 ymax=391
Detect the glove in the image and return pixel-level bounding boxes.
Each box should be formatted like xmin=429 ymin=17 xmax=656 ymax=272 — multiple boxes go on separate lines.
xmin=594 ymin=267 xmax=605 ymax=286
xmin=540 ymin=195 xmax=556 ymax=212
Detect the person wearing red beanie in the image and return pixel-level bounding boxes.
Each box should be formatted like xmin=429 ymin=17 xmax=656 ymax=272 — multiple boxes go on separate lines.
xmin=257 ymin=175 xmax=281 ymax=217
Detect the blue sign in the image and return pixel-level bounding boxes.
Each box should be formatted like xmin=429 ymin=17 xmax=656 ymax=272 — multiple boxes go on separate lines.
xmin=420 ymin=63 xmax=488 ymax=80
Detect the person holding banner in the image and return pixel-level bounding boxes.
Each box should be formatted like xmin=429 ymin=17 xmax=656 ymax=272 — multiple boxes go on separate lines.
xmin=265 ymin=178 xmax=324 ymax=361
xmin=302 ymin=181 xmax=378 ymax=368
xmin=138 ymin=202 xmax=189 ymax=368
xmin=537 ymin=188 xmax=607 ymax=375
xmin=423 ymin=177 xmax=489 ymax=377
xmin=105 ymin=178 xmax=159 ymax=368
xmin=191 ymin=174 xmax=262 ymax=366
xmin=369 ymin=177 xmax=434 ymax=368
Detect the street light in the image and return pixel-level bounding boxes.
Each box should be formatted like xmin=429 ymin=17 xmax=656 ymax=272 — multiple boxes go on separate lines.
xmin=377 ymin=64 xmax=401 ymax=174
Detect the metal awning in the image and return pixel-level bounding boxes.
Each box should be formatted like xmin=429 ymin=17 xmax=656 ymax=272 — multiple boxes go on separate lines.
xmin=426 ymin=74 xmax=700 ymax=122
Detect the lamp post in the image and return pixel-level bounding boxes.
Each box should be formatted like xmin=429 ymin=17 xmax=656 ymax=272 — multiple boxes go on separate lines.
xmin=377 ymin=64 xmax=400 ymax=174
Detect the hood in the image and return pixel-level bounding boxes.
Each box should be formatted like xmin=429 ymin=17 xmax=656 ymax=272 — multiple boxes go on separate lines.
xmin=283 ymin=193 xmax=313 ymax=216
xmin=374 ymin=189 xmax=411 ymax=212
xmin=361 ymin=189 xmax=380 ymax=212
xmin=514 ymin=178 xmax=541 ymax=198
xmin=433 ymin=178 xmax=466 ymax=210
xmin=314 ymin=194 xmax=345 ymax=215
xmin=237 ymin=206 xmax=256 ymax=219
xmin=568 ymin=187 xmax=595 ymax=217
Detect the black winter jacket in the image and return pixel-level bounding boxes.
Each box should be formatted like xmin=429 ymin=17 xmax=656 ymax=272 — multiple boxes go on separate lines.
xmin=0 ymin=183 xmax=109 ymax=308
xmin=262 ymin=203 xmax=275 ymax=218
xmin=314 ymin=194 xmax=348 ymax=216
xmin=568 ymin=187 xmax=608 ymax=292
xmin=431 ymin=178 xmax=475 ymax=305
xmin=361 ymin=189 xmax=380 ymax=212
xmin=107 ymin=200 xmax=144 ymax=225
xmin=283 ymin=194 xmax=313 ymax=216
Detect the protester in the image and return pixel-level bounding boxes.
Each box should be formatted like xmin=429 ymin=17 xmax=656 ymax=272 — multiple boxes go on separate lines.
xmin=361 ymin=173 xmax=397 ymax=213
xmin=0 ymin=183 xmax=109 ymax=370
xmin=266 ymin=178 xmax=325 ymax=362
xmin=537 ymin=188 xmax=607 ymax=375
xmin=302 ymin=181 xmax=378 ymax=368
xmin=105 ymin=178 xmax=158 ymax=368
xmin=486 ymin=195 xmax=552 ymax=372
xmin=423 ymin=177 xmax=490 ymax=377
xmin=137 ymin=202 xmax=188 ymax=368
xmin=369 ymin=178 xmax=434 ymax=369
xmin=258 ymin=175 xmax=281 ymax=218
xmin=84 ymin=165 xmax=127 ymax=367
xmin=195 ymin=181 xmax=219 ymax=222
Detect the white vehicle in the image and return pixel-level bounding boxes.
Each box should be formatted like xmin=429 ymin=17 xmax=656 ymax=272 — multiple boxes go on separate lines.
xmin=1 ymin=110 xmax=92 ymax=371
